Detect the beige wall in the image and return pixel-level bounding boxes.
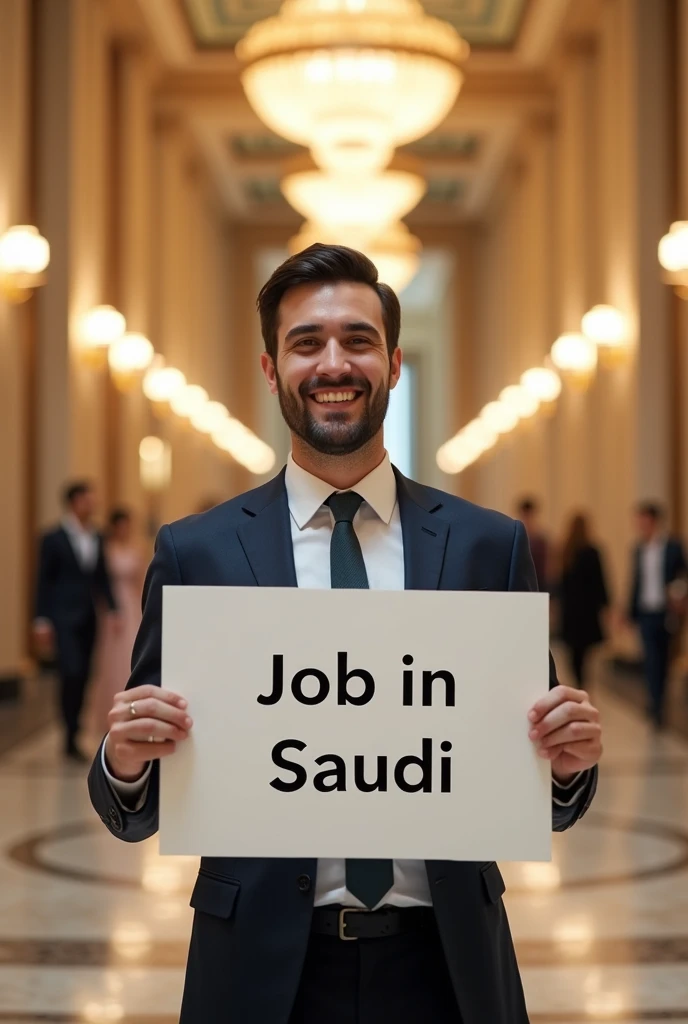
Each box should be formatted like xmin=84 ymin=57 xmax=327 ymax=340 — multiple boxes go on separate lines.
xmin=0 ymin=0 xmax=30 ymax=677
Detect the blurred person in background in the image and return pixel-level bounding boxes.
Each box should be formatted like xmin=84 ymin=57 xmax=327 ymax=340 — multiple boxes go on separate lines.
xmin=517 ymin=496 xmax=549 ymax=591
xmin=91 ymin=508 xmax=144 ymax=736
xmin=33 ymin=481 xmax=118 ymax=761
xmin=557 ymin=513 xmax=610 ymax=688
xmin=629 ymin=502 xmax=687 ymax=729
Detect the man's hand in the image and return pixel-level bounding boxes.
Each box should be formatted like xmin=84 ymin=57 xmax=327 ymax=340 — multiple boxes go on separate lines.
xmin=32 ymin=621 xmax=55 ymax=659
xmin=528 ymin=686 xmax=602 ymax=782
xmin=104 ymin=685 xmax=192 ymax=782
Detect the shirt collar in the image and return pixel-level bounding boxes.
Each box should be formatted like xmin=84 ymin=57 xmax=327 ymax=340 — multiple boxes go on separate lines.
xmin=285 ymin=453 xmax=397 ymax=530
xmin=62 ymin=514 xmax=94 ymax=537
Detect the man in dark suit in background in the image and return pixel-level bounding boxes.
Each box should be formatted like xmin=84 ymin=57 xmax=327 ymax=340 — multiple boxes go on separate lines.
xmin=34 ymin=481 xmax=117 ymax=760
xmin=629 ymin=501 xmax=687 ymax=728
xmin=516 ymin=496 xmax=549 ymax=591
xmin=89 ymin=245 xmax=602 ymax=1024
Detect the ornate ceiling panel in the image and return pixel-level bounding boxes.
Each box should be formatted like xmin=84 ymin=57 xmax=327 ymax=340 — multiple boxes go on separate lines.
xmin=181 ymin=0 xmax=529 ymax=49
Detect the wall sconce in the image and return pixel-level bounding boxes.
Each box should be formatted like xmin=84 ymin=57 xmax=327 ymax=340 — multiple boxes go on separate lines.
xmin=480 ymin=400 xmax=519 ymax=435
xmin=0 ymin=225 xmax=50 ymax=303
xmin=142 ymin=358 xmax=187 ymax=415
xmin=108 ymin=332 xmax=154 ymax=391
xmin=139 ymin=435 xmax=172 ymax=492
xmin=77 ymin=305 xmax=126 ymax=367
xmin=520 ymin=367 xmax=562 ymax=415
xmin=658 ymin=221 xmax=688 ymax=299
xmin=190 ymin=400 xmax=229 ymax=435
xmin=170 ymin=384 xmax=209 ymax=421
xmin=499 ymin=385 xmax=540 ymax=421
xmin=550 ymin=332 xmax=598 ymax=390
xmin=212 ymin=417 xmax=276 ymax=475
xmin=581 ymin=305 xmax=630 ymax=367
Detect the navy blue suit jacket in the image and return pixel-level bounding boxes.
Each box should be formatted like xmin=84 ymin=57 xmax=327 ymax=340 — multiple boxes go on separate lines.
xmin=88 ymin=469 xmax=597 ymax=1024
xmin=629 ymin=537 xmax=687 ymax=621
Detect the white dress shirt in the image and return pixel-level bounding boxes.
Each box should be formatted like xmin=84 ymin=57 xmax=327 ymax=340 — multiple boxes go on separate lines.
xmin=639 ymin=538 xmax=666 ymax=612
xmin=104 ymin=453 xmax=585 ymax=904
xmin=62 ymin=514 xmax=99 ymax=573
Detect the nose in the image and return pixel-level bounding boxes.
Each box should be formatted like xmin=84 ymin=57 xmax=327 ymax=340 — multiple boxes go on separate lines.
xmin=316 ymin=337 xmax=351 ymax=378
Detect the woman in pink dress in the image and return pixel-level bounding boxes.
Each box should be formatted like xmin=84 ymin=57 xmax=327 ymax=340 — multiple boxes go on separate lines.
xmin=91 ymin=508 xmax=144 ymax=736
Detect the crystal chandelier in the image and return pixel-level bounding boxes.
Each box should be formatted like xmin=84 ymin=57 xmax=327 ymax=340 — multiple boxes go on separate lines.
xmin=238 ymin=0 xmax=468 ymax=176
xmin=281 ymin=167 xmax=426 ymax=241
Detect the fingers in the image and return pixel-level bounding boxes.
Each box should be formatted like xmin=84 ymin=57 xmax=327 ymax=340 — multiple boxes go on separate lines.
xmin=114 ymin=685 xmax=187 ymax=710
xmin=109 ymin=717 xmax=189 ymax=745
xmin=536 ymin=720 xmax=602 ymax=751
xmin=529 ymin=685 xmax=588 ymax=724
xmin=529 ymin=697 xmax=599 ymax=742
xmin=109 ymin=694 xmax=192 ymax=732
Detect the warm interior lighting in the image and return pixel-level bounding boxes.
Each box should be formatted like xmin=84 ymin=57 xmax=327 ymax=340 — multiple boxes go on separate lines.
xmin=480 ymin=400 xmax=519 ymax=435
xmin=77 ymin=305 xmax=126 ymax=367
xmin=139 ymin=436 xmax=171 ymax=492
xmin=282 ymin=168 xmax=426 ymax=239
xmin=436 ymin=420 xmax=497 ymax=474
xmin=0 ymin=225 xmax=50 ymax=302
xmin=581 ymin=305 xmax=630 ymax=367
xmin=143 ymin=363 xmax=187 ymax=406
xmin=238 ymin=0 xmax=468 ymax=176
xmin=551 ymin=332 xmax=598 ymax=388
xmin=658 ymin=221 xmax=688 ymax=298
xmin=213 ymin=418 xmax=277 ymax=475
xmin=170 ymin=384 xmax=209 ymax=419
xmin=190 ymin=400 xmax=229 ymax=435
xmin=108 ymin=333 xmax=154 ymax=391
xmin=291 ymin=219 xmax=421 ymax=293
xmin=498 ymin=385 xmax=539 ymax=419
xmin=520 ymin=367 xmax=562 ymax=404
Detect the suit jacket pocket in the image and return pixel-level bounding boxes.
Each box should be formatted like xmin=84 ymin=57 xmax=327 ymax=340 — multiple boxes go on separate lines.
xmin=480 ymin=862 xmax=506 ymax=904
xmin=190 ymin=871 xmax=241 ymax=919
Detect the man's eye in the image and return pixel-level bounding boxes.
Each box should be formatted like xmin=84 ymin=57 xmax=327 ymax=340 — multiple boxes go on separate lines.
xmin=296 ymin=338 xmax=319 ymax=347
xmin=349 ymin=337 xmax=370 ymax=345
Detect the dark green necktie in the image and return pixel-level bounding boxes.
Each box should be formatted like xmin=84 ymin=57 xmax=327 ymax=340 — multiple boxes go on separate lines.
xmin=327 ymin=491 xmax=394 ymax=909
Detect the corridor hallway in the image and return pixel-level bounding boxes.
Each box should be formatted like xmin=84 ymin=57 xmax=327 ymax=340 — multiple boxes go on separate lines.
xmin=0 ymin=661 xmax=686 ymax=1023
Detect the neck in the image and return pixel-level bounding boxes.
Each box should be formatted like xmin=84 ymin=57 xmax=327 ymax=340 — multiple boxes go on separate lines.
xmin=290 ymin=433 xmax=386 ymax=490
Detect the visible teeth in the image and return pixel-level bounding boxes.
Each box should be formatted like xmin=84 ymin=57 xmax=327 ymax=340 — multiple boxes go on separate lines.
xmin=314 ymin=391 xmax=356 ymax=403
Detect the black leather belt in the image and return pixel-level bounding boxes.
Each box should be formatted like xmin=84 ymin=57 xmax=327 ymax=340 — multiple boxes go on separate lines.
xmin=311 ymin=906 xmax=435 ymax=941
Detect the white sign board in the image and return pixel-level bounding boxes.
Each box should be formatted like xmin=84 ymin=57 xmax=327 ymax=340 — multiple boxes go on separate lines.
xmin=160 ymin=587 xmax=551 ymax=861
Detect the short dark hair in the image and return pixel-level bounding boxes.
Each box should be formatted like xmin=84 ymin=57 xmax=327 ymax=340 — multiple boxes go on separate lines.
xmin=62 ymin=480 xmax=92 ymax=507
xmin=109 ymin=507 xmax=131 ymax=528
xmin=256 ymin=243 xmax=401 ymax=362
xmin=518 ymin=497 xmax=539 ymax=516
xmin=637 ymin=501 xmax=664 ymax=521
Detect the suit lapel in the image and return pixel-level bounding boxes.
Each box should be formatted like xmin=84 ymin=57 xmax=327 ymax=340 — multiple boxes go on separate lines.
xmin=236 ymin=469 xmax=298 ymax=588
xmin=59 ymin=526 xmax=87 ymax=575
xmin=394 ymin=469 xmax=449 ymax=590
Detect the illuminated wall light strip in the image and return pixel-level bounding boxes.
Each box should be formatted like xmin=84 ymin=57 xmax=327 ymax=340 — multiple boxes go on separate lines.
xmin=436 ymin=365 xmax=562 ymax=475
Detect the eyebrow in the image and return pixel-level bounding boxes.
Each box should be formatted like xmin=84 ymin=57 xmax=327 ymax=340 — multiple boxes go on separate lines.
xmin=284 ymin=321 xmax=383 ymax=342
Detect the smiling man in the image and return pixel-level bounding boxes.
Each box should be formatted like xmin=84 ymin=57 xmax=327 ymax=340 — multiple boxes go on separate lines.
xmin=88 ymin=243 xmax=602 ymax=1024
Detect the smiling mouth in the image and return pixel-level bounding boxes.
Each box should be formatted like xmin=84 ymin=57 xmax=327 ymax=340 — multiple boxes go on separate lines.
xmin=310 ymin=390 xmax=363 ymax=406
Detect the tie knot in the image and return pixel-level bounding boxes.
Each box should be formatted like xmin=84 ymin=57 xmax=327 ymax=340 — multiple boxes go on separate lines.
xmin=327 ymin=491 xmax=364 ymax=524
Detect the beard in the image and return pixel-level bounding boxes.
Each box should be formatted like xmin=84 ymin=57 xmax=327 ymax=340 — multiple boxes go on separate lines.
xmin=275 ymin=371 xmax=391 ymax=456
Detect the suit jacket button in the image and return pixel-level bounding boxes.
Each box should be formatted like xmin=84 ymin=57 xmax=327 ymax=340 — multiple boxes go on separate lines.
xmin=297 ymin=874 xmax=312 ymax=893
xmin=107 ymin=806 xmax=123 ymax=832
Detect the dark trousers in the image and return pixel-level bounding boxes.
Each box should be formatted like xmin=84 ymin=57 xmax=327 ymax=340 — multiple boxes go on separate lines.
xmin=55 ymin=613 xmax=97 ymax=749
xmin=289 ymin=922 xmax=462 ymax=1024
xmin=638 ymin=612 xmax=671 ymax=726
xmin=567 ymin=644 xmax=590 ymax=687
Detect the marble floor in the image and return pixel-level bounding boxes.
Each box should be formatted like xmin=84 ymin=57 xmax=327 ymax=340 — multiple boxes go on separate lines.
xmin=0 ymin=662 xmax=687 ymax=1023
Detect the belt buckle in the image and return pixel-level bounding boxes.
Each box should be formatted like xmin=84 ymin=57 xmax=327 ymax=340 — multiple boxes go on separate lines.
xmin=338 ymin=907 xmax=366 ymax=941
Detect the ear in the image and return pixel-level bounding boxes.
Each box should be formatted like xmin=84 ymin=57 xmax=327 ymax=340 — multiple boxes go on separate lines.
xmin=389 ymin=347 xmax=403 ymax=390
xmin=260 ymin=352 xmax=279 ymax=396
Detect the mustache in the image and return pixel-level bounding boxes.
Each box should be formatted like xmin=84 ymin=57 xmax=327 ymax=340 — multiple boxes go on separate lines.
xmin=298 ymin=375 xmax=371 ymax=399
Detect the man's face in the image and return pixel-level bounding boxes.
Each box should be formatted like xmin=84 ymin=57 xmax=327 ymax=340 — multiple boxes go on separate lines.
xmin=637 ymin=512 xmax=658 ymax=542
xmin=261 ymin=281 xmax=402 ymax=456
xmin=72 ymin=489 xmax=97 ymax=524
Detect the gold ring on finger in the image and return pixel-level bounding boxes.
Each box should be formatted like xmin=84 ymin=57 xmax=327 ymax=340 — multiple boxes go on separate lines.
xmin=129 ymin=701 xmax=137 ymax=717
xmin=148 ymin=735 xmax=154 ymax=743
